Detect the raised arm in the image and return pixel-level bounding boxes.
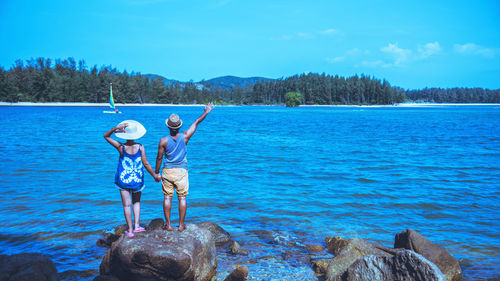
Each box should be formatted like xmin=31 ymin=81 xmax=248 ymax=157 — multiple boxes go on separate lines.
xmin=139 ymin=144 xmax=157 ymax=180
xmin=183 ymin=103 xmax=215 ymax=144
xmin=104 ymin=123 xmax=127 ymax=152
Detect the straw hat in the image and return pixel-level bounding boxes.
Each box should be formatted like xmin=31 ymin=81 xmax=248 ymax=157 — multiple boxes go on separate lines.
xmin=114 ymin=120 xmax=146 ymax=140
xmin=166 ymin=114 xmax=183 ymax=129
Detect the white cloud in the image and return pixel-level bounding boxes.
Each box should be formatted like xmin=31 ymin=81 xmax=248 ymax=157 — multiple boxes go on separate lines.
xmin=361 ymin=60 xmax=393 ymax=68
xmin=319 ymin=29 xmax=338 ymax=35
xmin=381 ymin=43 xmax=411 ymax=65
xmin=326 ymin=56 xmax=345 ymax=63
xmin=272 ymin=28 xmax=339 ymax=41
xmin=326 ymin=48 xmax=368 ymax=64
xmin=418 ymin=42 xmax=441 ymax=59
xmin=296 ymin=32 xmax=314 ymax=39
xmin=329 ymin=42 xmax=443 ymax=68
xmin=454 ymin=43 xmax=495 ymax=58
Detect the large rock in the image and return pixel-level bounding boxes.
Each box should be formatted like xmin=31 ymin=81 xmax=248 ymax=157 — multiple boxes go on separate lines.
xmin=0 ymin=253 xmax=59 ymax=281
xmin=99 ymin=223 xmax=217 ymax=281
xmin=325 ymin=237 xmax=392 ymax=280
xmin=198 ymin=222 xmax=232 ymax=246
xmin=395 ymin=229 xmax=462 ymax=281
xmin=332 ymin=250 xmax=446 ymax=281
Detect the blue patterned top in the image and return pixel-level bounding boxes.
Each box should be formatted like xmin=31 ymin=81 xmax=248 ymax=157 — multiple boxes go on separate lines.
xmin=115 ymin=145 xmax=144 ymax=190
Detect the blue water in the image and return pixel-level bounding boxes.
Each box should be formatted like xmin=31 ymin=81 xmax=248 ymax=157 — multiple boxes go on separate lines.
xmin=0 ymin=105 xmax=498 ymax=280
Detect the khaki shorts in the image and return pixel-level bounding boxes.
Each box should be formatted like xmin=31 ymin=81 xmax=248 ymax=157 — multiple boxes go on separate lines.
xmin=161 ymin=168 xmax=189 ymax=197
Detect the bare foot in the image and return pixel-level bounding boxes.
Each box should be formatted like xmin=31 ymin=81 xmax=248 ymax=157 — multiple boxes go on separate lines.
xmin=163 ymin=224 xmax=173 ymax=231
xmin=178 ymin=224 xmax=186 ymax=232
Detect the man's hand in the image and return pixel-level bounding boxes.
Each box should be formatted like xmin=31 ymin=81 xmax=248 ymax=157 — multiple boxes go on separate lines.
xmin=155 ymin=173 xmax=161 ymax=182
xmin=204 ymin=103 xmax=215 ymax=113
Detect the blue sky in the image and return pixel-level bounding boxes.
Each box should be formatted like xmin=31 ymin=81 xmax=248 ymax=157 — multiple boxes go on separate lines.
xmin=1 ymin=0 xmax=499 ymax=89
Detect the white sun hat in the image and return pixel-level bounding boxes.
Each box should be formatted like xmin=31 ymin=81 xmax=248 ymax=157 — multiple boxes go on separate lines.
xmin=114 ymin=120 xmax=147 ymax=140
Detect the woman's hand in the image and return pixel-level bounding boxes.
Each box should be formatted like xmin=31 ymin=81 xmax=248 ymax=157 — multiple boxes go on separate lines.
xmin=115 ymin=123 xmax=128 ymax=133
xmin=155 ymin=173 xmax=162 ymax=182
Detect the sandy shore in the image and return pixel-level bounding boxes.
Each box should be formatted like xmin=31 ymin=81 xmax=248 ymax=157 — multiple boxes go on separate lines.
xmin=0 ymin=102 xmax=204 ymax=107
xmin=1 ymin=102 xmax=499 ymax=107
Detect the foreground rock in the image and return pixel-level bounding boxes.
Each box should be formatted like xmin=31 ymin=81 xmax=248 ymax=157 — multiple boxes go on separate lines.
xmin=395 ymin=229 xmax=462 ymax=281
xmin=325 ymin=237 xmax=393 ymax=280
xmin=98 ymin=223 xmax=217 ymax=281
xmin=0 ymin=253 xmax=59 ymax=281
xmin=322 ymin=230 xmax=462 ymax=281
xmin=332 ymin=250 xmax=446 ymax=281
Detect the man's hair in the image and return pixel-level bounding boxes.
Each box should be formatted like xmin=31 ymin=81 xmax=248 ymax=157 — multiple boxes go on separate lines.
xmin=169 ymin=128 xmax=179 ymax=135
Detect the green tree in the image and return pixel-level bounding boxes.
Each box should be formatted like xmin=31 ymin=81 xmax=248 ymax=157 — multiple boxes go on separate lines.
xmin=285 ymin=91 xmax=302 ymax=107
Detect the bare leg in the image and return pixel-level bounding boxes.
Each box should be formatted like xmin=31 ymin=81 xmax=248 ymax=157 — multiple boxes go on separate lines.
xmin=132 ymin=191 xmax=142 ymax=230
xmin=163 ymin=195 xmax=173 ymax=231
xmin=178 ymin=196 xmax=187 ymax=231
xmin=120 ymin=189 xmax=133 ymax=233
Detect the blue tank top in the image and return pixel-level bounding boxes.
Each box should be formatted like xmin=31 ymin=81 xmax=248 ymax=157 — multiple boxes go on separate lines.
xmin=115 ymin=144 xmax=144 ymax=190
xmin=164 ymin=134 xmax=188 ymax=169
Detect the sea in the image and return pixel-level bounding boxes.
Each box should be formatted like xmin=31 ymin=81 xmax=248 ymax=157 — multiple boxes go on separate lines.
xmin=0 ymin=105 xmax=498 ymax=280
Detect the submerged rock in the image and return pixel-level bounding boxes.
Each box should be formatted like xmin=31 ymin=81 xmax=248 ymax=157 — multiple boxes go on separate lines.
xmin=98 ymin=223 xmax=217 ymax=281
xmin=0 ymin=253 xmax=59 ymax=281
xmin=332 ymin=250 xmax=446 ymax=281
xmin=230 ymin=241 xmax=250 ymax=255
xmin=306 ymin=244 xmax=325 ymax=253
xmin=395 ymin=228 xmax=463 ymax=281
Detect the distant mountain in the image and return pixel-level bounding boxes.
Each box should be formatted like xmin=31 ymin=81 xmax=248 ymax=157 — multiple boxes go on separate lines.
xmin=144 ymin=74 xmax=272 ymax=89
xmin=143 ymin=74 xmax=180 ymax=86
xmin=201 ymin=75 xmax=272 ymax=89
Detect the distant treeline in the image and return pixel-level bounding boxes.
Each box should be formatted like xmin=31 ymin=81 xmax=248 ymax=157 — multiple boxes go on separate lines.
xmin=1 ymin=57 xmax=499 ymax=104
xmin=405 ymin=88 xmax=500 ymax=103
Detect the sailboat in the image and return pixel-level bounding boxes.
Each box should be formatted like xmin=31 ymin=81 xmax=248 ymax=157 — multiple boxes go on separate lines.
xmin=103 ymin=82 xmax=121 ymax=114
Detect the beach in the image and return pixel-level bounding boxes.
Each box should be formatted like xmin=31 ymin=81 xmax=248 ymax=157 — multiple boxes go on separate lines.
xmin=1 ymin=101 xmax=500 ymax=107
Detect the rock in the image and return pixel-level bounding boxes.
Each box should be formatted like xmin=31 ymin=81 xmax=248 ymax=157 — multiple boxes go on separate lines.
xmin=306 ymin=244 xmax=325 ymax=252
xmin=99 ymin=223 xmax=217 ymax=281
xmin=326 ymin=236 xmax=349 ymax=255
xmin=146 ymin=218 xmax=164 ymax=231
xmin=332 ymin=250 xmax=446 ymax=281
xmin=311 ymin=260 xmax=330 ymax=277
xmin=59 ymin=269 xmax=97 ymax=280
xmin=395 ymin=229 xmax=462 ymax=281
xmin=230 ymin=241 xmax=250 ymax=255
xmin=198 ymin=221 xmax=232 ymax=246
xmin=325 ymin=237 xmax=392 ymax=280
xmin=97 ymin=233 xmax=121 ymax=248
xmin=223 ymin=265 xmax=249 ymax=281
xmin=114 ymin=224 xmax=128 ymax=236
xmin=93 ymin=275 xmax=121 ymax=281
xmin=96 ymin=239 xmax=108 ymax=248
xmin=0 ymin=253 xmax=59 ymax=281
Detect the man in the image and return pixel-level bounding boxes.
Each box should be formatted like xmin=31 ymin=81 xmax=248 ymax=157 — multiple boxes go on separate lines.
xmin=155 ymin=103 xmax=214 ymax=231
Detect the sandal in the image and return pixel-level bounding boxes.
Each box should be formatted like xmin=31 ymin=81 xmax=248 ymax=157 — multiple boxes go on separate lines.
xmin=133 ymin=226 xmax=146 ymax=233
xmin=124 ymin=231 xmax=134 ymax=238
